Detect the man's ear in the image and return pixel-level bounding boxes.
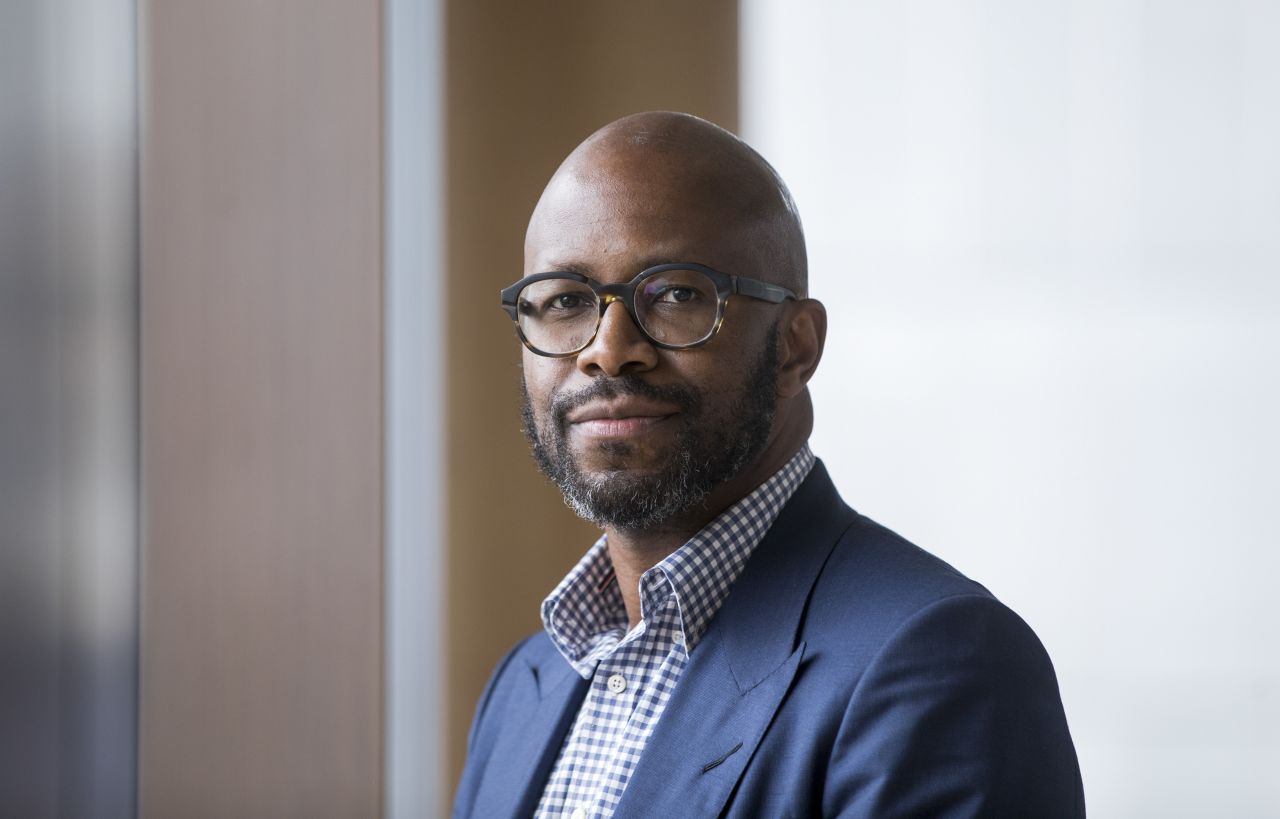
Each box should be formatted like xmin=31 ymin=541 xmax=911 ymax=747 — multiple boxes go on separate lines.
xmin=776 ymin=299 xmax=827 ymax=399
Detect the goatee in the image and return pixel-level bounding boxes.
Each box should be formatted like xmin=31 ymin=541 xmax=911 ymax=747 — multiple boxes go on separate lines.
xmin=520 ymin=326 xmax=779 ymax=531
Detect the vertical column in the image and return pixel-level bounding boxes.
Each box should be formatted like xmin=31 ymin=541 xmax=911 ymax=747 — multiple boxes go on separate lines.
xmin=443 ymin=0 xmax=740 ymax=800
xmin=0 ymin=1 xmax=138 ymax=816
xmin=385 ymin=0 xmax=447 ymax=816
xmin=139 ymin=1 xmax=385 ymax=816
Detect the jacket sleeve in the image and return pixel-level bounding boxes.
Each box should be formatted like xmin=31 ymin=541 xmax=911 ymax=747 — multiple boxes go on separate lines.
xmin=823 ymin=594 xmax=1085 ymax=818
xmin=451 ymin=636 xmax=531 ymax=819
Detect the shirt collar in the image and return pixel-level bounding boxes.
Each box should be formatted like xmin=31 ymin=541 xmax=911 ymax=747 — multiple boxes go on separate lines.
xmin=541 ymin=444 xmax=816 ymax=677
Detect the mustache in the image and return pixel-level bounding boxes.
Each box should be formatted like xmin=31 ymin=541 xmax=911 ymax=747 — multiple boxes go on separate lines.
xmin=550 ymin=374 xmax=702 ymax=432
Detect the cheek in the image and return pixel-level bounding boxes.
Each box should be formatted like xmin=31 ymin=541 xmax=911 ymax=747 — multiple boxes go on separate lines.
xmin=677 ymin=321 xmax=774 ymax=409
xmin=521 ymin=354 xmax=568 ymax=423
xmin=657 ymin=355 xmax=731 ymax=417
xmin=689 ymin=306 xmax=759 ymax=371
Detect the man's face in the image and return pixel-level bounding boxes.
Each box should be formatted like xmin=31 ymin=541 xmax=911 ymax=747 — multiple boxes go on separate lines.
xmin=519 ymin=158 xmax=786 ymax=531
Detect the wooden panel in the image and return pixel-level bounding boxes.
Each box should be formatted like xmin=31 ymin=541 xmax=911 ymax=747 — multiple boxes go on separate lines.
xmin=139 ymin=1 xmax=384 ymax=815
xmin=445 ymin=0 xmax=739 ymax=796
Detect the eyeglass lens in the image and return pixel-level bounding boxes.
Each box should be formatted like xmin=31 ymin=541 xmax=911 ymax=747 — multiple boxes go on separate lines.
xmin=517 ymin=268 xmax=719 ymax=353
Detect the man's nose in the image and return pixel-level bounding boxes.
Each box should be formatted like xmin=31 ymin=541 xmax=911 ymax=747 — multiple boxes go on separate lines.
xmin=575 ymin=299 xmax=658 ymax=376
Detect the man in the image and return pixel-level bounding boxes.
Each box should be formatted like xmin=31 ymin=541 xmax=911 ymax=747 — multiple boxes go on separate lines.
xmin=453 ymin=112 xmax=1084 ymax=818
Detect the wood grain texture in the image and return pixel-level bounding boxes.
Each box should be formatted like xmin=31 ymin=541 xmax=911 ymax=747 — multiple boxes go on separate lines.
xmin=139 ymin=1 xmax=384 ymax=815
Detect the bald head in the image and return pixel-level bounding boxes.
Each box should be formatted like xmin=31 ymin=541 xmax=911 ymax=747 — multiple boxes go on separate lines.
xmin=526 ymin=112 xmax=808 ymax=296
xmin=517 ymin=113 xmax=828 ymax=536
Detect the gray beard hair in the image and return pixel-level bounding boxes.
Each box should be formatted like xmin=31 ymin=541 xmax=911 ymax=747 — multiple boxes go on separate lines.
xmin=520 ymin=326 xmax=779 ymax=532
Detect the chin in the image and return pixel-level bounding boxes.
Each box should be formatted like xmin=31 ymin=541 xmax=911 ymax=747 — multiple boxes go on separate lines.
xmin=578 ymin=442 xmax=670 ymax=475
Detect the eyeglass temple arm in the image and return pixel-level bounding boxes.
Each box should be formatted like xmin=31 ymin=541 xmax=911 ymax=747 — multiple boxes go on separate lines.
xmin=734 ymin=276 xmax=797 ymax=303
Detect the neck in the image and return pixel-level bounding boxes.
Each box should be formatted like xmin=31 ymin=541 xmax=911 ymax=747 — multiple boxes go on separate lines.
xmin=605 ymin=397 xmax=812 ymax=629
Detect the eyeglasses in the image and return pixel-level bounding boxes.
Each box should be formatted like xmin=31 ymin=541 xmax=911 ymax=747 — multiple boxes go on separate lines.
xmin=500 ymin=263 xmax=797 ymax=357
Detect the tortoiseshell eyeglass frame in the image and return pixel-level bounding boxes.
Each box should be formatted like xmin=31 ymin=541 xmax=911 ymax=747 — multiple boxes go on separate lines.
xmin=499 ymin=262 xmax=797 ymax=357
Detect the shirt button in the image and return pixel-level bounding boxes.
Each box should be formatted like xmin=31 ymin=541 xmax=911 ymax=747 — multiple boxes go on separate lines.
xmin=606 ymin=673 xmax=627 ymax=694
xmin=570 ymin=809 xmax=587 ymax=819
xmin=672 ymin=631 xmax=685 ymax=646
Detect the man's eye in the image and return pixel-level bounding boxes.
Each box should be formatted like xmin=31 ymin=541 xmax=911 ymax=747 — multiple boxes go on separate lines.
xmin=656 ymin=287 xmax=698 ymax=304
xmin=551 ymin=294 xmax=588 ymax=309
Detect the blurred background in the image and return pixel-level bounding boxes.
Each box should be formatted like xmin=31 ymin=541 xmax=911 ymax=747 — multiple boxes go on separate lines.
xmin=1 ymin=0 xmax=1275 ymax=816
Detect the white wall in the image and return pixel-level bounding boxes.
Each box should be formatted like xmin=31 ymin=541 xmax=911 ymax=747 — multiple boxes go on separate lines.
xmin=742 ymin=2 xmax=1280 ymax=815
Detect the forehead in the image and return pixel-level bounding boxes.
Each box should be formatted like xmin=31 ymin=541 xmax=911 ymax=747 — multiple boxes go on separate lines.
xmin=524 ymin=164 xmax=759 ymax=279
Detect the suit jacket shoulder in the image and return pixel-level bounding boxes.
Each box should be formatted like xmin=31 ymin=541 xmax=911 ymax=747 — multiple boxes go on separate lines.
xmin=454 ymin=461 xmax=1084 ymax=818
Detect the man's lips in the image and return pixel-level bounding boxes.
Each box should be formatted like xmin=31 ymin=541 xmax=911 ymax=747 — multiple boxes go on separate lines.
xmin=566 ymin=400 xmax=679 ymax=438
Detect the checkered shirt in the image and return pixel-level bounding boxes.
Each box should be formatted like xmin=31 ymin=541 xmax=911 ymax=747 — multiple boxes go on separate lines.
xmin=533 ymin=445 xmax=815 ymax=819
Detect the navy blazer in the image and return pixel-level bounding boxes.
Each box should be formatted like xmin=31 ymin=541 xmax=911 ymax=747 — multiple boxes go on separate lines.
xmin=453 ymin=462 xmax=1084 ymax=818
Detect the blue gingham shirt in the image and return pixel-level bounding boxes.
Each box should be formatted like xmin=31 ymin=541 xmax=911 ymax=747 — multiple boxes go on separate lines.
xmin=534 ymin=445 xmax=816 ymax=819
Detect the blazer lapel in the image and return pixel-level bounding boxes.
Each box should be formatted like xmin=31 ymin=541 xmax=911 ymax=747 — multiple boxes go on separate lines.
xmin=613 ymin=626 xmax=807 ymax=818
xmin=614 ymin=461 xmax=857 ymax=818
xmin=469 ymin=650 xmax=589 ymax=819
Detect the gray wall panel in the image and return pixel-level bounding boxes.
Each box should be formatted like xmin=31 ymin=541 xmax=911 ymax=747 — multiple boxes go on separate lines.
xmin=0 ymin=1 xmax=139 ymax=816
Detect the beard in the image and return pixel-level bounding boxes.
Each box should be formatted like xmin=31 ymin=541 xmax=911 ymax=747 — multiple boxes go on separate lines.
xmin=520 ymin=325 xmax=780 ymax=532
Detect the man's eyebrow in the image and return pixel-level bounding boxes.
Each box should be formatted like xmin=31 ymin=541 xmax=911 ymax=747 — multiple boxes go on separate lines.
xmin=543 ymin=260 xmax=594 ymax=276
xmin=635 ymin=256 xmax=686 ymax=270
xmin=541 ymin=258 xmax=691 ymax=277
